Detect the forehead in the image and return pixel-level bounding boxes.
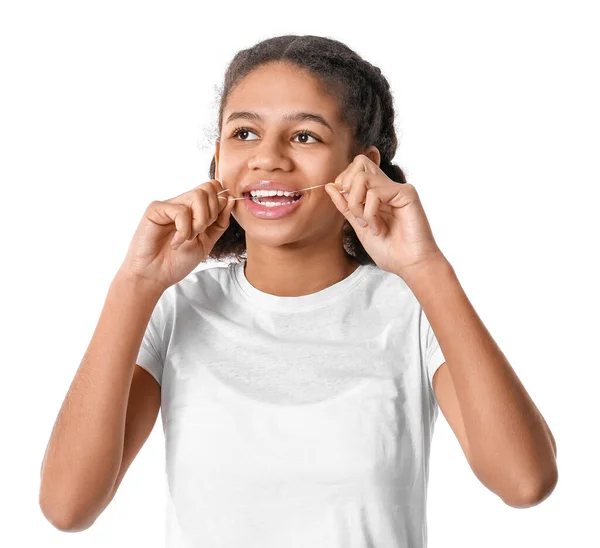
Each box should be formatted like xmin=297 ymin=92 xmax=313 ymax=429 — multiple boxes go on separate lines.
xmin=224 ymin=62 xmax=340 ymax=122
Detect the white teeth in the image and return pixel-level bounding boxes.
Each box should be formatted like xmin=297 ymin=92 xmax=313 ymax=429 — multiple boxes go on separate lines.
xmin=249 ymin=189 xmax=301 ymax=198
xmin=250 ymin=197 xmax=300 ymax=207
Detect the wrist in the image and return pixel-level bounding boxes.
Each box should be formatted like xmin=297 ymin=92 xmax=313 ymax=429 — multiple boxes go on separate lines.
xmin=113 ymin=269 xmax=166 ymax=299
xmin=397 ymin=253 xmax=454 ymax=290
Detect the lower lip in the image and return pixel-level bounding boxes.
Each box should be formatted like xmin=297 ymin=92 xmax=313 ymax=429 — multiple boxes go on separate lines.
xmin=243 ymin=194 xmax=305 ymax=219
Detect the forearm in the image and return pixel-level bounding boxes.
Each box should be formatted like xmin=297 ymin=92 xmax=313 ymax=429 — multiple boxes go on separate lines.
xmin=401 ymin=258 xmax=558 ymax=504
xmin=39 ymin=271 xmax=164 ymax=530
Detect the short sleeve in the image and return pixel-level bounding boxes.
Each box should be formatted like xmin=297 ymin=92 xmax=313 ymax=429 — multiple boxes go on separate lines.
xmin=136 ymin=287 xmax=173 ymax=386
xmin=420 ymin=307 xmax=446 ymax=391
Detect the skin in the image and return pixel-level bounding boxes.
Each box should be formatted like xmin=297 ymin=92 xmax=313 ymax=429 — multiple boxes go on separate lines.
xmin=214 ymin=61 xmax=380 ymax=297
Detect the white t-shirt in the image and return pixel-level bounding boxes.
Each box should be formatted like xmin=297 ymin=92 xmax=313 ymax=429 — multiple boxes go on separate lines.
xmin=136 ymin=260 xmax=445 ymax=548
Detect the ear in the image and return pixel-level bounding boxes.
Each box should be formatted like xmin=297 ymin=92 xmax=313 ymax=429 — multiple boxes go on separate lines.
xmin=363 ymin=145 xmax=381 ymax=167
xmin=215 ymin=139 xmax=221 ymax=181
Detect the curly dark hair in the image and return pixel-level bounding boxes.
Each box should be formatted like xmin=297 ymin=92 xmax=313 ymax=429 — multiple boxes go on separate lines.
xmin=205 ymin=34 xmax=408 ymax=265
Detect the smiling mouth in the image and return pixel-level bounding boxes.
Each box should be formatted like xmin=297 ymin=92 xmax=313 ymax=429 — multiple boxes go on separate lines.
xmin=243 ymin=192 xmax=304 ymax=205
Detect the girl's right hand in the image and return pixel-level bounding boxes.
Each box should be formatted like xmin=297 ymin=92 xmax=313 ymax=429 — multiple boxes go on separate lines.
xmin=119 ymin=179 xmax=236 ymax=291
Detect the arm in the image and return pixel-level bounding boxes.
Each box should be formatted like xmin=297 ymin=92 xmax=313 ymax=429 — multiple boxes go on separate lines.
xmin=39 ymin=271 xmax=164 ymax=531
xmin=403 ymin=259 xmax=558 ymax=507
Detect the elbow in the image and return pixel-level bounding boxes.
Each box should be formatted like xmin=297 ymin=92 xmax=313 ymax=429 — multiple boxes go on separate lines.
xmin=43 ymin=515 xmax=86 ymax=533
xmin=503 ymin=467 xmax=559 ymax=509
xmin=39 ymin=489 xmax=97 ymax=532
xmin=40 ymin=504 xmax=96 ymax=532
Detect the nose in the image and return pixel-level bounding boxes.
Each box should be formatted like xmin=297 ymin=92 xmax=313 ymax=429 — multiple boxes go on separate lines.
xmin=246 ymin=134 xmax=293 ymax=172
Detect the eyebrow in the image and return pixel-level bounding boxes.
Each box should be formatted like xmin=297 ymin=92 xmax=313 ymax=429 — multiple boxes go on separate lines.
xmin=224 ymin=111 xmax=333 ymax=133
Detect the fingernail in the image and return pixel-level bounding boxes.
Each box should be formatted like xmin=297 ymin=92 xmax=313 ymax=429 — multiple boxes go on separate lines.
xmin=370 ymin=226 xmax=377 ymax=235
xmin=356 ymin=217 xmax=367 ymax=228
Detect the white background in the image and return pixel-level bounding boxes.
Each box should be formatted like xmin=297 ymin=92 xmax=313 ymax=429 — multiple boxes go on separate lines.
xmin=2 ymin=0 xmax=597 ymax=546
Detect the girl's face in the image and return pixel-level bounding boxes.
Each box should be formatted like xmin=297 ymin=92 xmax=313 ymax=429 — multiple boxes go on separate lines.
xmin=215 ymin=61 xmax=358 ymax=248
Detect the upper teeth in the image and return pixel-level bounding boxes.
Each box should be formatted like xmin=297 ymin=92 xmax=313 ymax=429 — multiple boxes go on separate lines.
xmin=249 ymin=190 xmax=301 ymax=197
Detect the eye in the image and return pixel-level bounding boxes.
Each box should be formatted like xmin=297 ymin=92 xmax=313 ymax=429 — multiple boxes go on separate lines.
xmin=231 ymin=127 xmax=259 ymax=141
xmin=230 ymin=127 xmax=320 ymax=144
xmin=293 ymin=130 xmax=320 ymax=144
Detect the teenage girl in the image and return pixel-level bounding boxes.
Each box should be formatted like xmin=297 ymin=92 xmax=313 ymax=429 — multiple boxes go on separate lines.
xmin=39 ymin=34 xmax=557 ymax=548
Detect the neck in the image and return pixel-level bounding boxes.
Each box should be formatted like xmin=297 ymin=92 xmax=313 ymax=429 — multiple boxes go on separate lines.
xmin=243 ymin=250 xmax=360 ymax=297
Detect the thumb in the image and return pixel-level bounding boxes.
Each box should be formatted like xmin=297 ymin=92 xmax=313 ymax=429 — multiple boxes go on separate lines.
xmin=325 ymin=183 xmax=362 ymax=233
xmin=218 ymin=195 xmax=237 ymax=221
xmin=205 ymin=196 xmax=236 ymax=239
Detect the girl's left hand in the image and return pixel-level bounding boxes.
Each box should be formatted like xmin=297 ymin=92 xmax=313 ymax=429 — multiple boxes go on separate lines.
xmin=325 ymin=154 xmax=446 ymax=280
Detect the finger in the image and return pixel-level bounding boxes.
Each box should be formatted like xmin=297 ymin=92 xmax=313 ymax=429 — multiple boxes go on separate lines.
xmin=205 ymin=187 xmax=220 ymax=230
xmin=187 ymin=189 xmax=212 ymax=241
xmin=188 ymin=180 xmax=229 ymax=240
xmin=333 ymin=157 xmax=357 ymax=194
xmin=164 ymin=203 xmax=192 ymax=249
xmin=204 ymin=195 xmax=235 ymax=240
xmin=221 ymin=194 xmax=236 ymax=217
xmin=346 ymin=171 xmax=369 ymax=225
xmin=325 ymin=183 xmax=367 ymax=235
xmin=333 ymin=155 xmax=380 ymax=207
xmin=363 ymin=189 xmax=383 ymax=236
xmin=217 ymin=191 xmax=232 ymax=208
xmin=196 ymin=179 xmax=229 ymax=209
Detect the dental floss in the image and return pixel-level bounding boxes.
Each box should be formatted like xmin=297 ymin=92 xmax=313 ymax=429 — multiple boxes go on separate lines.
xmin=217 ymin=184 xmax=347 ymax=201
